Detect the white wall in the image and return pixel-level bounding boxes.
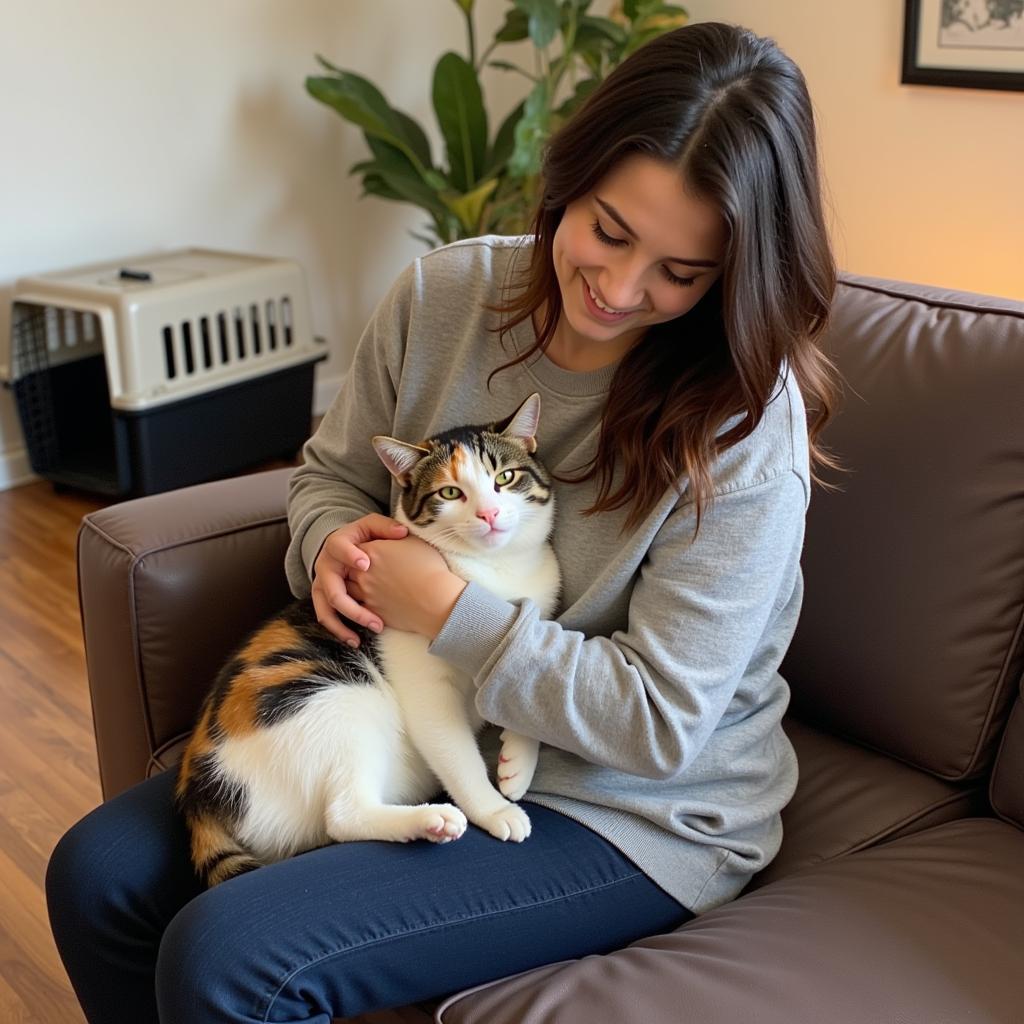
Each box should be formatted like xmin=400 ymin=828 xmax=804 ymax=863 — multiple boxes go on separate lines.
xmin=0 ymin=0 xmax=522 ymax=487
xmin=2 ymin=1 xmax=1021 ymax=488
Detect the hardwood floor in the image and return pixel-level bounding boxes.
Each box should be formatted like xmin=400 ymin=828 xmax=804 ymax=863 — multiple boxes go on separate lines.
xmin=0 ymin=479 xmax=107 ymax=1023
xmin=0 ymin=432 xmax=427 ymax=1024
xmin=0 ymin=451 xmax=308 ymax=1023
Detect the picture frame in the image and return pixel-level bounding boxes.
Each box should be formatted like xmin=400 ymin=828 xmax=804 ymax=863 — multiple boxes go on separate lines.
xmin=902 ymin=0 xmax=1024 ymax=91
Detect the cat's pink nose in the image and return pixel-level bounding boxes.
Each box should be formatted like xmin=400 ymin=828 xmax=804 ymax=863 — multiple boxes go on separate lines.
xmin=476 ymin=507 xmax=500 ymax=527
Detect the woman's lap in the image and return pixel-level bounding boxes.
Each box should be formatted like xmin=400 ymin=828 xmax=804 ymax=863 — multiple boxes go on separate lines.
xmin=47 ymin=770 xmax=690 ymax=1024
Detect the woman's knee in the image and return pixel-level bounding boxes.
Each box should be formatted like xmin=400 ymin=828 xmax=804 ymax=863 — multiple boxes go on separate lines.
xmin=46 ymin=773 xmax=199 ymax=943
xmin=46 ymin=805 xmax=130 ymax=933
xmin=155 ymin=883 xmax=285 ymax=1023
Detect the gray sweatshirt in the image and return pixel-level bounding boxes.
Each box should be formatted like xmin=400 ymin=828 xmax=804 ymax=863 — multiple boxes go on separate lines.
xmin=286 ymin=235 xmax=805 ymax=914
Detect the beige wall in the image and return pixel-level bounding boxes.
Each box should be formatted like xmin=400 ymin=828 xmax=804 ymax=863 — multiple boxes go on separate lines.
xmin=1 ymin=1 xmax=1020 ymax=487
xmin=683 ymin=0 xmax=1024 ymax=299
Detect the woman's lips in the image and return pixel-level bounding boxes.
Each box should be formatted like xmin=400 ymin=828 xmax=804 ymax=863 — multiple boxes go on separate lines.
xmin=580 ymin=276 xmax=634 ymax=323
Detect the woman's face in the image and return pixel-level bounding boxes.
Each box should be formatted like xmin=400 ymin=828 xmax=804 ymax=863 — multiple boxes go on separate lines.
xmin=549 ymin=153 xmax=727 ymax=368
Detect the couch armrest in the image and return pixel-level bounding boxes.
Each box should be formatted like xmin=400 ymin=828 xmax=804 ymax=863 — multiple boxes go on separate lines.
xmin=77 ymin=468 xmax=295 ymax=800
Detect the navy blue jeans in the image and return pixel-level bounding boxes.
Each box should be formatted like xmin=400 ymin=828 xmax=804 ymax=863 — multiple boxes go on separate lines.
xmin=46 ymin=770 xmax=691 ymax=1023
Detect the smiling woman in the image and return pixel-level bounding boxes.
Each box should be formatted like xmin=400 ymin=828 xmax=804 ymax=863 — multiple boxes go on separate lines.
xmin=47 ymin=22 xmax=844 ymax=1024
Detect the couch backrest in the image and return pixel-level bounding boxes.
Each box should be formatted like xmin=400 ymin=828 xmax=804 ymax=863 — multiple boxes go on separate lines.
xmin=782 ymin=274 xmax=1024 ymax=782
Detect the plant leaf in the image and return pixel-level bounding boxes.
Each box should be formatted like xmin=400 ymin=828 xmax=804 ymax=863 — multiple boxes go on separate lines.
xmin=361 ymin=174 xmax=406 ymax=202
xmin=578 ymin=14 xmax=628 ymax=45
xmin=509 ymin=78 xmax=550 ymax=179
xmin=306 ymin=72 xmax=433 ymax=178
xmin=488 ymin=60 xmax=535 ymax=77
xmin=555 ymin=77 xmax=600 ymax=118
xmin=452 ymin=0 xmax=475 ymax=13
xmin=513 ymin=0 xmax=561 ymax=49
xmin=432 ymin=51 xmax=488 ymax=193
xmin=376 ymin=167 xmax=452 ymax=220
xmin=440 ymin=178 xmax=500 ymax=234
xmin=495 ymin=7 xmax=529 ymax=41
xmin=485 ymin=100 xmax=525 ymax=177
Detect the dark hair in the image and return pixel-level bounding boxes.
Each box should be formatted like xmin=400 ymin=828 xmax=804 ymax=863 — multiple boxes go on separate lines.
xmin=490 ymin=22 xmax=842 ymax=534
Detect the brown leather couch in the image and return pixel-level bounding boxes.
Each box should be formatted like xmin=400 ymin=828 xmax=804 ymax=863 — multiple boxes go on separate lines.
xmin=78 ymin=273 xmax=1024 ymax=1023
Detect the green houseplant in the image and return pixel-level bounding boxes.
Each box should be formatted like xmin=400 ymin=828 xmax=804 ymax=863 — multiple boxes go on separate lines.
xmin=306 ymin=0 xmax=688 ymax=247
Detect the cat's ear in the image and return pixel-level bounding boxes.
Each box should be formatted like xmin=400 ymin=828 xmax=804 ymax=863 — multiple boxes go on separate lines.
xmin=496 ymin=393 xmax=541 ymax=453
xmin=372 ymin=436 xmax=430 ymax=487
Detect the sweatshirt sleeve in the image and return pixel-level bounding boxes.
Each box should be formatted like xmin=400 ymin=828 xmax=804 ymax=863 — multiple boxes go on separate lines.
xmin=428 ymin=469 xmax=807 ymax=779
xmin=284 ymin=264 xmax=414 ymax=597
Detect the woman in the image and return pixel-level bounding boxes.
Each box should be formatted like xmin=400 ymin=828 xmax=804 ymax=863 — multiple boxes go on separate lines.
xmin=47 ymin=22 xmax=839 ymax=1023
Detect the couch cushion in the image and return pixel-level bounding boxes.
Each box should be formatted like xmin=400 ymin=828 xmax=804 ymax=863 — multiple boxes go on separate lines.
xmin=991 ymin=682 xmax=1024 ymax=829
xmin=783 ymin=275 xmax=1024 ymax=780
xmin=439 ymin=818 xmax=1024 ymax=1024
xmin=749 ymin=716 xmax=986 ymax=888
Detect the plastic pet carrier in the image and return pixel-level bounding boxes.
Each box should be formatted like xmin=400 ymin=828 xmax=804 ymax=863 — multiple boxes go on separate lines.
xmin=4 ymin=248 xmax=325 ymax=496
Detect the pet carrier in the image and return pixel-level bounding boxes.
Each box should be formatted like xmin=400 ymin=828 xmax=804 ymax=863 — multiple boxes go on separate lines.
xmin=3 ymin=248 xmax=326 ymax=496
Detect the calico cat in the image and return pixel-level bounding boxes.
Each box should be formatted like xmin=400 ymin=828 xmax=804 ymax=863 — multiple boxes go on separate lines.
xmin=175 ymin=393 xmax=560 ymax=886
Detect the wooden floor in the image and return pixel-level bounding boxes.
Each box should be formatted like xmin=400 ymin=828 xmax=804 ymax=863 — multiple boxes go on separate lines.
xmin=0 ymin=479 xmax=108 ymax=1023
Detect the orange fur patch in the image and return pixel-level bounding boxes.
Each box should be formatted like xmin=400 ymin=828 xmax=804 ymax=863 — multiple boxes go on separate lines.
xmin=241 ymin=620 xmax=303 ymax=665
xmin=215 ymin=660 xmax=319 ymax=737
xmin=449 ymin=444 xmax=464 ymax=481
xmin=189 ymin=813 xmax=237 ymax=867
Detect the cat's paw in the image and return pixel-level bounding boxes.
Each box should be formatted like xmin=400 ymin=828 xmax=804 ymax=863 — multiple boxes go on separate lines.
xmin=410 ymin=803 xmax=467 ymax=844
xmin=497 ymin=731 xmax=539 ymax=802
xmin=475 ymin=802 xmax=532 ymax=842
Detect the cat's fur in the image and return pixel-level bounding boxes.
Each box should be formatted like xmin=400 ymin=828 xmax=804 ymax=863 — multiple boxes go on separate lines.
xmin=175 ymin=394 xmax=560 ymax=886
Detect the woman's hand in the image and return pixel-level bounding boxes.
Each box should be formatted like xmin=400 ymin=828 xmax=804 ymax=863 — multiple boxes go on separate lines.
xmin=346 ymin=535 xmax=467 ymax=640
xmin=311 ymin=514 xmax=409 ymax=647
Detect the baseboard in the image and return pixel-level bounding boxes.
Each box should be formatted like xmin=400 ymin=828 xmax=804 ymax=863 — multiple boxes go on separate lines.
xmin=0 ymin=447 xmax=37 ymax=491
xmin=314 ymin=371 xmax=345 ymax=418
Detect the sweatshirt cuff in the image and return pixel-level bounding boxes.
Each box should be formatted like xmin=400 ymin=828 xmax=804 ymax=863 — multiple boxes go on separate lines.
xmin=428 ymin=580 xmax=520 ymax=680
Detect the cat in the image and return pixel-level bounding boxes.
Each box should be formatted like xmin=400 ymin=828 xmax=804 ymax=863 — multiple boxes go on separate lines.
xmin=175 ymin=393 xmax=560 ymax=886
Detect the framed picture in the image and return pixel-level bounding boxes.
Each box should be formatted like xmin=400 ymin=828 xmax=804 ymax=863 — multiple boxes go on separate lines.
xmin=902 ymin=0 xmax=1024 ymax=91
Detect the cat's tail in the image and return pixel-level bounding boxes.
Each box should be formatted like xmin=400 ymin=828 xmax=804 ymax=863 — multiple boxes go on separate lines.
xmin=186 ymin=812 xmax=262 ymax=887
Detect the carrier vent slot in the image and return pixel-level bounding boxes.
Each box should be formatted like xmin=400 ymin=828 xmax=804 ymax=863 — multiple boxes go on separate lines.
xmin=82 ymin=311 xmax=97 ymax=344
xmin=182 ymin=321 xmax=195 ymax=374
xmin=61 ymin=308 xmax=78 ymax=348
xmin=266 ymin=300 xmax=277 ymax=350
xmin=282 ymin=296 xmax=293 ymax=346
xmin=199 ymin=317 xmax=213 ymax=369
xmin=45 ymin=307 xmax=60 ymax=352
xmin=250 ymin=303 xmax=262 ymax=355
xmin=217 ymin=312 xmax=230 ymax=364
xmin=163 ymin=325 xmax=177 ymax=379
xmin=234 ymin=307 xmax=246 ymax=359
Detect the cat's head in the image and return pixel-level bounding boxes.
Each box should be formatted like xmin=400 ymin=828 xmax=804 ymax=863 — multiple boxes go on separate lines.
xmin=372 ymin=394 xmax=554 ymax=557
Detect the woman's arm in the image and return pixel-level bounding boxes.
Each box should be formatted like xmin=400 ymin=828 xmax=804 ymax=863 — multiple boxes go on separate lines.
xmin=285 ymin=265 xmax=414 ymax=597
xmin=429 ymin=470 xmax=807 ymax=779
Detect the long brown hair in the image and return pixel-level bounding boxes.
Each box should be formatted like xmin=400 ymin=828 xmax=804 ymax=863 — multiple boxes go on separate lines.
xmin=490 ymin=22 xmax=842 ymax=534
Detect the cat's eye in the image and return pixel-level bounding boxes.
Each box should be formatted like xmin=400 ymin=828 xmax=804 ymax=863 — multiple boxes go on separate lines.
xmin=495 ymin=469 xmax=517 ymax=487
xmin=438 ymin=486 xmax=463 ymax=500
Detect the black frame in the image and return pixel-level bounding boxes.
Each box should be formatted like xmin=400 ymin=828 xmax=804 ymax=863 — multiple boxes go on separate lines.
xmin=902 ymin=0 xmax=1024 ymax=92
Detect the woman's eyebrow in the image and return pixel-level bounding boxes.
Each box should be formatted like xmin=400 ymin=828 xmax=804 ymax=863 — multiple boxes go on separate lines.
xmin=594 ymin=197 xmax=720 ymax=268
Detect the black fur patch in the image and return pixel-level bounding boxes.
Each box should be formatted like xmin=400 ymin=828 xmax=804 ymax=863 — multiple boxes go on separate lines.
xmin=177 ymin=751 xmax=248 ymax=823
xmin=242 ymin=601 xmax=381 ymax=726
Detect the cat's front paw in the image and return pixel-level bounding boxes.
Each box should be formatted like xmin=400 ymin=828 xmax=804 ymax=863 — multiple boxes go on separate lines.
xmin=497 ymin=730 xmax=539 ymax=802
xmin=411 ymin=803 xmax=467 ymax=844
xmin=475 ymin=802 xmax=532 ymax=842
